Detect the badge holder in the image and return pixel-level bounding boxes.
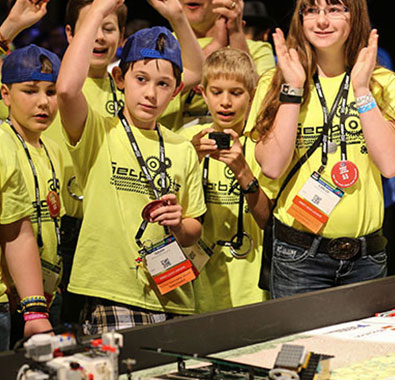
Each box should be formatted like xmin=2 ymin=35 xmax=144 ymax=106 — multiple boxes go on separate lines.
xmin=138 ymin=235 xmax=196 ymax=295
xmin=183 ymin=239 xmax=212 ymax=276
xmin=288 ymin=171 xmax=344 ymax=233
xmin=288 ymin=72 xmax=355 ymax=233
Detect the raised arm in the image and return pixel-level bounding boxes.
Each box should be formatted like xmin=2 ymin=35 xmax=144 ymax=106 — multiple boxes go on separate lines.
xmin=254 ymin=28 xmax=306 ymax=179
xmin=351 ymin=30 xmax=395 ymax=178
xmin=0 ymin=0 xmax=49 ymax=46
xmin=148 ymin=0 xmax=204 ymax=92
xmin=212 ymin=0 xmax=249 ymax=53
xmin=56 ymin=0 xmax=124 ymax=144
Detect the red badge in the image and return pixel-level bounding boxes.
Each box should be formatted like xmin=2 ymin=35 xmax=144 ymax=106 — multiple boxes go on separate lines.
xmin=141 ymin=200 xmax=165 ymax=222
xmin=331 ymin=160 xmax=359 ymax=188
xmin=46 ymin=191 xmax=61 ymax=218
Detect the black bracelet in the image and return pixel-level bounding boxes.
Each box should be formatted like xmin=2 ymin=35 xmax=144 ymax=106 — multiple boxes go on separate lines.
xmin=279 ymin=93 xmax=302 ymax=104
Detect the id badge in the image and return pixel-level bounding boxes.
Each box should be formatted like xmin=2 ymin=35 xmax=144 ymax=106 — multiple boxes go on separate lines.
xmin=183 ymin=239 xmax=213 ymax=276
xmin=41 ymin=259 xmax=62 ymax=305
xmin=288 ymin=171 xmax=344 ymax=233
xmin=141 ymin=235 xmax=196 ymax=295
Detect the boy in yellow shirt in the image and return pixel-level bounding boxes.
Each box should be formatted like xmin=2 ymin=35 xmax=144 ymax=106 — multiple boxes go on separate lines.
xmin=1 ymin=44 xmax=64 ymax=342
xmin=56 ymin=0 xmax=206 ymax=334
xmin=0 ymin=129 xmax=52 ymax=351
xmin=180 ymin=48 xmax=272 ymax=313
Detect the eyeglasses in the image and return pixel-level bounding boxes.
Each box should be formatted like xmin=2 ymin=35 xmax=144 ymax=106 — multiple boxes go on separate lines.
xmin=299 ymin=5 xmax=349 ymax=20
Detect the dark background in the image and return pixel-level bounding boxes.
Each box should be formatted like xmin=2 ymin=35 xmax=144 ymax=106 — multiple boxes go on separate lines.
xmin=0 ymin=0 xmax=394 ymax=65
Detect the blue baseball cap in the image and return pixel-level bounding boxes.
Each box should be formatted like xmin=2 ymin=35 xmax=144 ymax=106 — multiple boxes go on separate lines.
xmin=120 ymin=26 xmax=183 ymax=72
xmin=1 ymin=44 xmax=61 ymax=85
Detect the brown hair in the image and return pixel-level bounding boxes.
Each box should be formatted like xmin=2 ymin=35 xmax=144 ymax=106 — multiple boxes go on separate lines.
xmin=254 ymin=0 xmax=375 ymax=139
xmin=40 ymin=56 xmax=54 ymax=74
xmin=201 ymin=47 xmax=258 ymax=96
xmin=119 ymin=34 xmax=182 ymax=87
xmin=65 ymin=0 xmax=128 ymax=35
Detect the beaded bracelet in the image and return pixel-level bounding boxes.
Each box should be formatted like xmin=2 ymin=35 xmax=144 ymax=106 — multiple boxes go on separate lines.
xmin=355 ymin=92 xmax=374 ymax=108
xmin=20 ymin=295 xmax=47 ymax=306
xmin=24 ymin=312 xmax=49 ymax=322
xmin=357 ymin=99 xmax=377 ymax=114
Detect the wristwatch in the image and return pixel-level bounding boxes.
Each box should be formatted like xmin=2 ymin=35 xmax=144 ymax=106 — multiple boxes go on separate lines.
xmin=241 ymin=177 xmax=259 ymax=194
xmin=280 ymin=83 xmax=303 ymax=104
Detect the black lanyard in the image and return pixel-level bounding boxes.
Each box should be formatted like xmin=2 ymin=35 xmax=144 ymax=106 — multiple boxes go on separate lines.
xmin=6 ymin=120 xmax=61 ymax=252
xmin=313 ymin=71 xmax=350 ymax=171
xmin=118 ymin=109 xmax=168 ymax=248
xmin=202 ymin=137 xmax=247 ymax=250
xmin=108 ymin=73 xmax=122 ymax=116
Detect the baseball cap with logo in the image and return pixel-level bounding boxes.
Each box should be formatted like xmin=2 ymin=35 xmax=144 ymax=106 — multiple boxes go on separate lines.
xmin=1 ymin=44 xmax=61 ymax=85
xmin=120 ymin=26 xmax=183 ymax=73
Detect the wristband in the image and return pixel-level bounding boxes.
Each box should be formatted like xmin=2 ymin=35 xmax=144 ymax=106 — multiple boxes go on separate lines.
xmin=0 ymin=31 xmax=8 ymax=55
xmin=357 ymin=99 xmax=377 ymax=114
xmin=24 ymin=312 xmax=49 ymax=322
xmin=20 ymin=295 xmax=47 ymax=306
xmin=280 ymin=83 xmax=303 ymax=104
xmin=0 ymin=44 xmax=7 ymax=56
xmin=355 ymin=92 xmax=374 ymax=108
xmin=280 ymin=93 xmax=303 ymax=104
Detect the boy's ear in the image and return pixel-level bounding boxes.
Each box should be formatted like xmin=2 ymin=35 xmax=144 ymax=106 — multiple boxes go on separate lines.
xmin=200 ymin=85 xmax=208 ymax=103
xmin=0 ymin=84 xmax=11 ymax=107
xmin=112 ymin=66 xmax=125 ymax=90
xmin=172 ymin=81 xmax=185 ymax=99
xmin=65 ymin=25 xmax=74 ymax=44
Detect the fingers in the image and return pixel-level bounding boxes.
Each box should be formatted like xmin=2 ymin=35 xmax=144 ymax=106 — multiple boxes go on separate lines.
xmin=149 ymin=194 xmax=182 ymax=226
xmin=191 ymin=128 xmax=218 ymax=155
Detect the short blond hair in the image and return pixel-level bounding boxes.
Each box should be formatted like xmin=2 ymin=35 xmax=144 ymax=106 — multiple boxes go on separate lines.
xmin=201 ymin=48 xmax=258 ymax=95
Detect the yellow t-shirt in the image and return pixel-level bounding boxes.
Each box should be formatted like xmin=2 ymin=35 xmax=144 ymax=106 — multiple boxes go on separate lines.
xmin=67 ymin=108 xmax=206 ymax=314
xmin=0 ymin=122 xmax=65 ymax=267
xmin=246 ymin=67 xmax=395 ymax=238
xmin=0 ymin=102 xmax=7 ymax=121
xmin=43 ymin=76 xmax=124 ymax=218
xmin=159 ymin=39 xmax=276 ymax=132
xmin=0 ymin=129 xmax=33 ymax=302
xmin=180 ymin=124 xmax=269 ymax=313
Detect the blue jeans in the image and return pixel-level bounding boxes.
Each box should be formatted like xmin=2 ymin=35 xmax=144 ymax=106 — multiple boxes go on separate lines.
xmin=270 ymin=234 xmax=387 ymax=299
xmin=0 ymin=303 xmax=11 ymax=352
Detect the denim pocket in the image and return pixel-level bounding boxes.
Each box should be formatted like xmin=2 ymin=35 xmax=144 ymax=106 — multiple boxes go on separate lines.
xmin=273 ymin=239 xmax=310 ymax=263
xmin=366 ymin=250 xmax=387 ymax=265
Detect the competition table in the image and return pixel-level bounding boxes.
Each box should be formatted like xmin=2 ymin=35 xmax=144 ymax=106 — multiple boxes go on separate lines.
xmin=1 ymin=276 xmax=395 ymax=379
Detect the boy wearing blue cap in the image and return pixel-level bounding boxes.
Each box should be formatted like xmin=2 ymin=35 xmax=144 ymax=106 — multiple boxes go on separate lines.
xmin=57 ymin=0 xmax=206 ymax=334
xmin=0 ymin=44 xmax=64 ymax=335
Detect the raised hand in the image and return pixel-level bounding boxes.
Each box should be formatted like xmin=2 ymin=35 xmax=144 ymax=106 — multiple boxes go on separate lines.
xmin=212 ymin=0 xmax=244 ymax=35
xmin=273 ymin=28 xmax=306 ymax=88
xmin=147 ymin=0 xmax=184 ymax=23
xmin=351 ymin=29 xmax=378 ymax=94
xmin=90 ymin=0 xmax=124 ymax=20
xmin=1 ymin=0 xmax=49 ymax=42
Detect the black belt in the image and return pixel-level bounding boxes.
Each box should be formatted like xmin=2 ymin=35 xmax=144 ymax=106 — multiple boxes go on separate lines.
xmin=274 ymin=218 xmax=387 ymax=260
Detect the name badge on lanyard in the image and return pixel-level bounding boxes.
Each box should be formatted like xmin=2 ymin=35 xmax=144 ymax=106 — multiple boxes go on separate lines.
xmin=141 ymin=236 xmax=195 ymax=295
xmin=288 ymin=172 xmax=344 ymax=233
xmin=119 ymin=109 xmax=196 ymax=293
